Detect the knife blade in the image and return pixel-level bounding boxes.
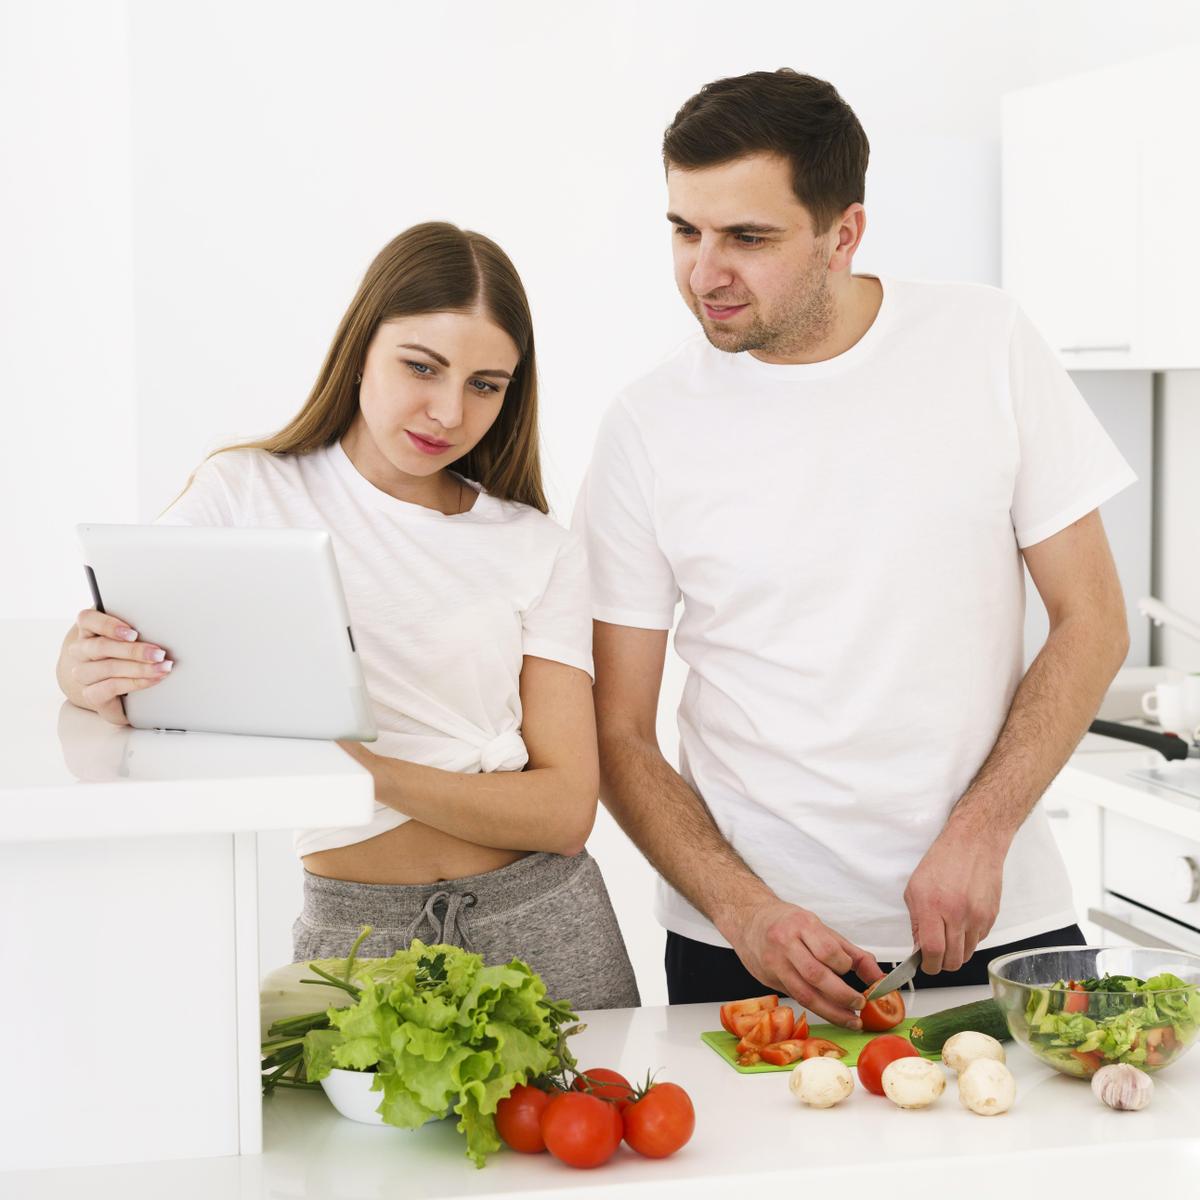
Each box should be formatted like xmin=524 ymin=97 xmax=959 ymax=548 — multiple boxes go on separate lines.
xmin=864 ymin=948 xmax=922 ymax=1001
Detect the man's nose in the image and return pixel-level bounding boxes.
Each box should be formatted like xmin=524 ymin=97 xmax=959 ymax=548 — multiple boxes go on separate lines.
xmin=689 ymin=241 xmax=733 ymax=297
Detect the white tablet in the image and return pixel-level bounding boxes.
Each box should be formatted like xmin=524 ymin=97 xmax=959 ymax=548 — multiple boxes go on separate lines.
xmin=77 ymin=524 xmax=377 ymax=742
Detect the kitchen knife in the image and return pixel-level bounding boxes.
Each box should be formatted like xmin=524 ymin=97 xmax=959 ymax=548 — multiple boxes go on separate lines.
xmin=864 ymin=947 xmax=922 ymax=1001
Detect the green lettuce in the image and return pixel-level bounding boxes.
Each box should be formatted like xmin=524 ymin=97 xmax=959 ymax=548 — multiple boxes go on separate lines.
xmin=298 ymin=940 xmax=578 ymax=1168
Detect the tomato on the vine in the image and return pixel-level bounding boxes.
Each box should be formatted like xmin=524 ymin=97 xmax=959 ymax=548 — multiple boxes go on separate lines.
xmin=495 ymin=1083 xmax=551 ymax=1154
xmin=622 ymin=1081 xmax=695 ymax=1159
xmin=857 ymin=1034 xmax=919 ymax=1095
xmin=572 ymin=1067 xmax=635 ymax=1112
xmin=540 ymin=1091 xmax=623 ymax=1169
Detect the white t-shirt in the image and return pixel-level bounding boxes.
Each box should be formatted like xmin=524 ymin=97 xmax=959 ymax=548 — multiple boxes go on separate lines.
xmin=574 ymin=276 xmax=1136 ymax=959
xmin=159 ymin=441 xmax=593 ymax=857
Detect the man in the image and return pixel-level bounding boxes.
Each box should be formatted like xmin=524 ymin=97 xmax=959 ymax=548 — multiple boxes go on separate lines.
xmin=573 ymin=69 xmax=1133 ymax=1029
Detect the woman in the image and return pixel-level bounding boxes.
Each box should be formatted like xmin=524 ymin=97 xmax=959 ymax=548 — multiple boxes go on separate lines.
xmin=55 ymin=222 xmax=640 ymax=1011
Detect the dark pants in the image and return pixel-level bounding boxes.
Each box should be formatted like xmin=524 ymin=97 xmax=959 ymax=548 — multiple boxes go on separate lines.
xmin=665 ymin=923 xmax=1087 ymax=1005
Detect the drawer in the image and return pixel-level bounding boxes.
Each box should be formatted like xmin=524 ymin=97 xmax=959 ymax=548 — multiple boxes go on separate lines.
xmin=1103 ymin=810 xmax=1200 ymax=930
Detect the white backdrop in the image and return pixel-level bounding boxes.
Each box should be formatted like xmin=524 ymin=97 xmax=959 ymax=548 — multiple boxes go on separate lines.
xmin=5 ymin=0 xmax=1200 ymax=1005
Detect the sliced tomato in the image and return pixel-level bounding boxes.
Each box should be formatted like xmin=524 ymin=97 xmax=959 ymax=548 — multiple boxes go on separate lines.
xmin=1063 ymin=985 xmax=1090 ymax=1014
xmin=758 ymin=1039 xmax=808 ymax=1066
xmin=736 ymin=1048 xmax=761 ymax=1066
xmin=1144 ymin=1026 xmax=1178 ymax=1067
xmin=801 ymin=1037 xmax=848 ymax=1060
xmin=861 ymin=983 xmax=906 ymax=1032
xmin=736 ymin=1011 xmax=778 ymax=1053
xmin=768 ymin=1006 xmax=796 ymax=1042
xmin=719 ymin=994 xmax=778 ymax=1036
xmin=1069 ymin=1049 xmax=1105 ymax=1075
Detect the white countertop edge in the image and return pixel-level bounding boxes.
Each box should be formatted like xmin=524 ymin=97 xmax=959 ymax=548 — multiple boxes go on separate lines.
xmin=0 ymin=775 xmax=376 ymax=842
xmin=1052 ymin=757 xmax=1200 ymax=840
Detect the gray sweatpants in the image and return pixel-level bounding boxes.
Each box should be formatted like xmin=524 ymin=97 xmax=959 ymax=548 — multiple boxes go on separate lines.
xmin=293 ymin=849 xmax=641 ymax=1011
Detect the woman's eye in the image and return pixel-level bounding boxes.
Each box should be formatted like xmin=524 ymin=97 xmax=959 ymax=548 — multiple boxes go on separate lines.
xmin=406 ymin=361 xmax=433 ymax=377
xmin=470 ymin=378 xmax=501 ymax=394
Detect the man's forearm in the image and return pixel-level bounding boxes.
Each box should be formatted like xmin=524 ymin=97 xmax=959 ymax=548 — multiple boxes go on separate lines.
xmin=947 ymin=609 xmax=1128 ymax=847
xmin=598 ymin=731 xmax=773 ymax=937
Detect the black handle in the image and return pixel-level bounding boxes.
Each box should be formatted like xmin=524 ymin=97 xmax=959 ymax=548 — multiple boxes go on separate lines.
xmin=1087 ymin=719 xmax=1191 ymax=761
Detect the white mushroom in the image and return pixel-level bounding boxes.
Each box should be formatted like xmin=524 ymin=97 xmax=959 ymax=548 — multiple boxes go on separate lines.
xmin=881 ymin=1057 xmax=946 ymax=1108
xmin=941 ymin=1031 xmax=1007 ymax=1075
xmin=958 ymin=1058 xmax=1016 ymax=1115
xmin=789 ymin=1056 xmax=855 ymax=1108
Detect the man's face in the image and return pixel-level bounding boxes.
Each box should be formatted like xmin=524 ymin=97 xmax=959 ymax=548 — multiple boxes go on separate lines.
xmin=667 ymin=153 xmax=838 ymax=360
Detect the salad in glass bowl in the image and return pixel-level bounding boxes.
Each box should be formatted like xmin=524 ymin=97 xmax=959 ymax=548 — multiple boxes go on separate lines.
xmin=988 ymin=946 xmax=1200 ymax=1078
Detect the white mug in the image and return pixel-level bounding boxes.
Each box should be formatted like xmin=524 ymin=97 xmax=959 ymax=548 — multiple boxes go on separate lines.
xmin=1184 ymin=674 xmax=1200 ymax=731
xmin=1143 ymin=682 xmax=1199 ymax=741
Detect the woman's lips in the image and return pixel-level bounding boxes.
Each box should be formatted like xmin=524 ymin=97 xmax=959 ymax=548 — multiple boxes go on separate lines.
xmin=702 ymin=302 xmax=748 ymax=321
xmin=406 ymin=430 xmax=452 ymax=455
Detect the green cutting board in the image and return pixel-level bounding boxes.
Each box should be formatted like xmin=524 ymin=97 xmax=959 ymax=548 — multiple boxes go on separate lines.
xmin=701 ymin=1018 xmax=941 ymax=1074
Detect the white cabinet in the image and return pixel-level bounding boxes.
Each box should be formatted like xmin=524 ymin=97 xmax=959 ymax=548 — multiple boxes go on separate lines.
xmin=1002 ymin=46 xmax=1200 ymax=370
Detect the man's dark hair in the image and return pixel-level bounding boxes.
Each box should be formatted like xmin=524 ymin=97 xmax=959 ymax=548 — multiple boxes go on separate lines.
xmin=662 ymin=69 xmax=869 ymax=235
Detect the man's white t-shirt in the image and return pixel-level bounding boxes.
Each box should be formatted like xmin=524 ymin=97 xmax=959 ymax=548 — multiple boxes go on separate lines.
xmin=574 ymin=276 xmax=1136 ymax=960
xmin=160 ymin=441 xmax=593 ymax=858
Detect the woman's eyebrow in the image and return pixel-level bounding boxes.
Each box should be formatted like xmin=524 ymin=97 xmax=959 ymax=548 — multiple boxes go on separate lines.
xmin=398 ymin=342 xmax=512 ymax=380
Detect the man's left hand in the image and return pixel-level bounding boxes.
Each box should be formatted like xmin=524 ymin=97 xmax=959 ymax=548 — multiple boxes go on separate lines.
xmin=903 ymin=827 xmax=1007 ymax=975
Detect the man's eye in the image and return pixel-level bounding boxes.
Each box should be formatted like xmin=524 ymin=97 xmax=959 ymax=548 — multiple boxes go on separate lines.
xmin=736 ymin=234 xmax=764 ymax=246
xmin=673 ymin=225 xmax=699 ymax=238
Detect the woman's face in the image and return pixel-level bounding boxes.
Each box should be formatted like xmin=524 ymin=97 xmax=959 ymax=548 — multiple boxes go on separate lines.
xmin=352 ymin=309 xmax=520 ymax=478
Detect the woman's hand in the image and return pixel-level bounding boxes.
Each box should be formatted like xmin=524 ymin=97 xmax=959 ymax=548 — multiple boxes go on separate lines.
xmin=58 ymin=609 xmax=173 ymax=725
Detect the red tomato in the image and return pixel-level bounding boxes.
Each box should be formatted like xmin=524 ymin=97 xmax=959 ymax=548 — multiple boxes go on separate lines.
xmin=572 ymin=1067 xmax=635 ymax=1112
xmin=622 ymin=1082 xmax=695 ymax=1159
xmin=1070 ymin=1049 xmax=1105 ymax=1075
xmin=861 ymin=983 xmax=906 ymax=1031
xmin=801 ymin=1037 xmax=848 ymax=1060
xmin=857 ymin=1035 xmax=920 ymax=1095
xmin=1144 ymin=1026 xmax=1178 ymax=1067
xmin=1063 ymin=986 xmax=1090 ymax=1015
xmin=540 ymin=1092 xmax=623 ymax=1169
xmin=719 ymin=994 xmax=778 ymax=1035
xmin=495 ymin=1084 xmax=551 ymax=1154
xmin=758 ymin=1039 xmax=807 ymax=1066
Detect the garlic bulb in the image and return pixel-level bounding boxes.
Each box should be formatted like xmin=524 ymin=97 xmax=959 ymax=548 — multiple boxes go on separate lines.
xmin=1091 ymin=1063 xmax=1153 ymax=1111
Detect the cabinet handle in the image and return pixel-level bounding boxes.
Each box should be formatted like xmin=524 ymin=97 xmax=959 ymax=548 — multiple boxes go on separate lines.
xmin=1085 ymin=907 xmax=1185 ymax=951
xmin=1058 ymin=344 xmax=1132 ymax=353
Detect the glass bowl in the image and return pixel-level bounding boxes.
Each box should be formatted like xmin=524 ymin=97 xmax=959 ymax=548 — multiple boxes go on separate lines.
xmin=988 ymin=945 xmax=1200 ymax=1078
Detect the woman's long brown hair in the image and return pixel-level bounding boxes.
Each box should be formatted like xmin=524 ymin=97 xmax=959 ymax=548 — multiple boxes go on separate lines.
xmin=190 ymin=222 xmax=547 ymax=512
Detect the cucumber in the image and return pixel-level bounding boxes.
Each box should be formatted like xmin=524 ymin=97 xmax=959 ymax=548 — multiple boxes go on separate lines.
xmin=909 ymin=999 xmax=1011 ymax=1054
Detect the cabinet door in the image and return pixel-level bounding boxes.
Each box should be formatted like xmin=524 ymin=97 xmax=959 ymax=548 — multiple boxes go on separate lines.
xmin=1003 ymin=130 xmax=1140 ymax=360
xmin=1139 ymin=132 xmax=1200 ymax=368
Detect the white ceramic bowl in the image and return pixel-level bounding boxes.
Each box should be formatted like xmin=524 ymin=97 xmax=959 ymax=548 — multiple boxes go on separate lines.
xmin=319 ymin=1068 xmax=387 ymax=1124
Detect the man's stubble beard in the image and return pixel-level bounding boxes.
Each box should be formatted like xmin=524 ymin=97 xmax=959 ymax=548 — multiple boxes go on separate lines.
xmin=694 ymin=244 xmax=836 ymax=358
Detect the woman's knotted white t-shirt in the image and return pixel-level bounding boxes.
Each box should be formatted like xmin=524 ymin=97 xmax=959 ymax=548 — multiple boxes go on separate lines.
xmin=159 ymin=440 xmax=592 ymax=857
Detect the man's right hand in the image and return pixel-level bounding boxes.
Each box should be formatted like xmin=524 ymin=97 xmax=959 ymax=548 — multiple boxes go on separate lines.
xmin=60 ymin=610 xmax=173 ymax=725
xmin=723 ymin=898 xmax=885 ymax=1029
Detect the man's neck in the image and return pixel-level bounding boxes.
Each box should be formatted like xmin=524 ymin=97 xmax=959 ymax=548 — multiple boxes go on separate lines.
xmin=751 ymin=274 xmax=883 ymax=366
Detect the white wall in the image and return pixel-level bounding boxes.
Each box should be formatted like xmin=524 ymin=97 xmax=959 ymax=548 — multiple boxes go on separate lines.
xmin=6 ymin=0 xmax=1200 ymax=1006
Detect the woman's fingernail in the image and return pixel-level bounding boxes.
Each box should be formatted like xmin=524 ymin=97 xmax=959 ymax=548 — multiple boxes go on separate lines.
xmin=157 ymin=660 xmax=174 ymax=673
xmin=149 ymin=648 xmax=166 ymax=663
xmin=120 ymin=628 xmax=138 ymax=641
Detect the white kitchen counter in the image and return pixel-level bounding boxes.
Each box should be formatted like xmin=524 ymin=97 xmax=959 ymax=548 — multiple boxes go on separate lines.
xmin=1053 ymin=731 xmax=1200 ymax=842
xmin=5 ymin=984 xmax=1199 ymax=1198
xmin=0 ymin=620 xmax=374 ymax=1173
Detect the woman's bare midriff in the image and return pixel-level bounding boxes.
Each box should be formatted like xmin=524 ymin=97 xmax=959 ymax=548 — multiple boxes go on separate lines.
xmin=302 ymin=818 xmax=531 ymax=885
